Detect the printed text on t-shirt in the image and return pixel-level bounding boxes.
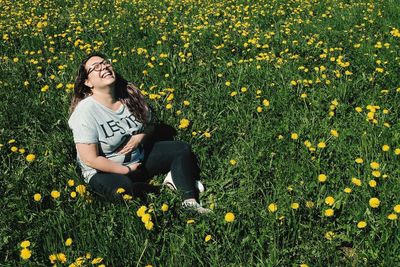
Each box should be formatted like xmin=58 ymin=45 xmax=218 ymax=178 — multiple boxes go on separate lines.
xmin=99 ymin=114 xmax=141 ymax=138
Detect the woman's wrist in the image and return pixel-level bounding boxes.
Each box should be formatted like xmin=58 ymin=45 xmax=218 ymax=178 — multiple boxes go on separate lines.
xmin=125 ymin=165 xmax=132 ymax=174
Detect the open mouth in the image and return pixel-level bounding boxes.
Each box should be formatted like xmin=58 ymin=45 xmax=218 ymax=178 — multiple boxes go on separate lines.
xmin=101 ymin=71 xmax=113 ymax=78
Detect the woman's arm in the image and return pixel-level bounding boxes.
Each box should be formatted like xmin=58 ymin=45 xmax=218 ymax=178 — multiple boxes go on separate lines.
xmin=76 ymin=143 xmax=140 ymax=174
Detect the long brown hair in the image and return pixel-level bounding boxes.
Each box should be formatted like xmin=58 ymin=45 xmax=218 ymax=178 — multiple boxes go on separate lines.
xmin=69 ymin=53 xmax=148 ymax=124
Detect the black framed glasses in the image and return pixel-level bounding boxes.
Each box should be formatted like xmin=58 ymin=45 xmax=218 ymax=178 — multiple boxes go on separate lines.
xmin=87 ymin=59 xmax=112 ymax=75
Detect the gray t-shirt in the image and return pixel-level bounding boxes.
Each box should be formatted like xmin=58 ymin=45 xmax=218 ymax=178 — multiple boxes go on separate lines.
xmin=68 ymin=96 xmax=146 ymax=183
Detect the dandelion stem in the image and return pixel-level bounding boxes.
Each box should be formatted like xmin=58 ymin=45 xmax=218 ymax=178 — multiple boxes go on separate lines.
xmin=136 ymin=238 xmax=148 ymax=267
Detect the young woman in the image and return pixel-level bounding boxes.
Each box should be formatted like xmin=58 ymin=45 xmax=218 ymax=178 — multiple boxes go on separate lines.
xmin=68 ymin=53 xmax=209 ymax=213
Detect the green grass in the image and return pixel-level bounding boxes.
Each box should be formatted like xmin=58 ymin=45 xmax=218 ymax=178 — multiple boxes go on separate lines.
xmin=1 ymin=0 xmax=399 ymax=266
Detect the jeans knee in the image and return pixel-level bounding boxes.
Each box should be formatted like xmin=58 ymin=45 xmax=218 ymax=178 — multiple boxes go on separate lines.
xmin=179 ymin=141 xmax=192 ymax=155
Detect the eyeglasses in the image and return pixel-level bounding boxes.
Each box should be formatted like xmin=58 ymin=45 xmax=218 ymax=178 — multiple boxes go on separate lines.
xmin=87 ymin=59 xmax=112 ymax=75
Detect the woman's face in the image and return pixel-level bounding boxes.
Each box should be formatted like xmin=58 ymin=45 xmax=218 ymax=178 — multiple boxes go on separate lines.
xmin=84 ymin=56 xmax=116 ymax=89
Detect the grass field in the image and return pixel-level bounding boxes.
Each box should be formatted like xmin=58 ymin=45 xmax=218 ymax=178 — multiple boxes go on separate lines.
xmin=1 ymin=0 xmax=400 ymax=266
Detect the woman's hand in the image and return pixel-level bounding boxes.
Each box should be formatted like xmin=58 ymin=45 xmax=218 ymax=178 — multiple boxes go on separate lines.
xmin=125 ymin=162 xmax=142 ymax=174
xmin=117 ymin=133 xmax=146 ymax=155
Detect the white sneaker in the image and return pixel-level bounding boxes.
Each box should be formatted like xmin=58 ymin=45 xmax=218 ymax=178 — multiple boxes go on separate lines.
xmin=182 ymin=199 xmax=211 ymax=214
xmin=163 ymin=171 xmax=205 ymax=193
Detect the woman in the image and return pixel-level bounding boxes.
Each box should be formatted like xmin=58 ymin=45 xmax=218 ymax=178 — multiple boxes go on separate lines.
xmin=68 ymin=53 xmax=210 ymax=213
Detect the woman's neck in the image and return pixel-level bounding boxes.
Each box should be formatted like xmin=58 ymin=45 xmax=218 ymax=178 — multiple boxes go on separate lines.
xmin=92 ymin=86 xmax=119 ymax=106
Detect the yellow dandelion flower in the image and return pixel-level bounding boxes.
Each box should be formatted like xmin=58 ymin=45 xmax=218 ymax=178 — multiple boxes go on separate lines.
xmin=166 ymin=93 xmax=174 ymax=101
xmin=187 ymin=219 xmax=195 ymax=224
xmin=394 ymin=148 xmax=400 ymax=155
xmin=137 ymin=206 xmax=147 ymax=217
xmin=318 ymin=174 xmax=327 ymax=183
xmin=67 ymin=179 xmax=75 ymax=187
xmin=330 ymin=130 xmax=339 ymax=137
xmin=357 ymin=221 xmax=367 ymax=229
xmin=306 ymin=201 xmax=314 ymax=208
xmin=241 ymin=87 xmax=247 ymax=92
xmin=370 ymin=162 xmax=380 ymax=169
xmin=123 ymin=194 xmax=133 ymax=200
xmin=225 ymin=81 xmax=231 ymax=86
xmin=183 ymin=100 xmax=190 ymax=106
xmin=70 ymin=191 xmax=77 ymax=198
xmin=92 ymin=257 xmax=103 ymax=264
xmin=268 ymin=203 xmax=278 ymax=213
xmin=304 ymin=140 xmax=312 ymax=148
xmin=41 ymin=85 xmax=49 ymax=92
xmin=291 ymin=202 xmax=299 ymax=209
xmin=382 ymin=145 xmax=390 ymax=151
xmin=257 ymin=106 xmax=263 ymax=113
xmin=372 ymin=170 xmax=381 ymax=178
xmin=291 ymin=133 xmax=299 ymax=140
xmin=116 ymin=188 xmax=125 ymax=194
xmin=351 ymin=177 xmax=362 ymax=186
xmin=57 ymin=253 xmax=67 ymax=263
xmin=317 ymin=142 xmax=326 ymax=148
xmin=205 ymin=235 xmax=212 ymax=242
xmin=369 ymin=197 xmax=380 ymax=208
xmin=387 ymin=214 xmax=398 ymax=220
xmin=33 ymin=193 xmax=42 ymax=202
xmin=229 ymin=159 xmax=237 ymax=165
xmin=161 ymin=203 xmax=169 ymax=212
xmin=324 ymin=209 xmax=334 ymax=217
xmin=225 ymin=212 xmax=235 ymax=222
xmin=325 ymin=231 xmax=335 ymax=240
xmin=141 ymin=213 xmax=151 ymax=223
xmin=325 ymin=196 xmax=335 ymax=206
xmin=344 ymin=187 xmax=352 ymax=193
xmin=368 ymin=180 xmax=377 ymax=187
xmin=355 ymin=107 xmax=363 ymax=113
xmin=262 ymin=99 xmax=270 ymax=107
xmin=230 ymin=91 xmax=237 ymax=97
xmin=11 ymin=146 xmax=18 ymax=152
xmin=20 ymin=240 xmax=30 ymax=248
xmin=355 ymin=158 xmax=363 ymax=164
xmin=51 ymin=190 xmax=60 ymax=199
xmin=65 ymin=238 xmax=73 ymax=246
xmin=76 ymin=185 xmax=87 ymax=195
xmin=178 ymin=118 xmax=190 ymax=129
xmin=25 ymin=153 xmax=36 ymax=163
xmin=49 ymin=254 xmax=57 ymax=264
xmin=394 ymin=205 xmax=400 ymax=213
xmin=20 ymin=248 xmax=31 ymax=260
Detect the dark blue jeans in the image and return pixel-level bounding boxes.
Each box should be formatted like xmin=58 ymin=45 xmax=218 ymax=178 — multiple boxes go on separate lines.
xmin=88 ymin=140 xmax=200 ymax=201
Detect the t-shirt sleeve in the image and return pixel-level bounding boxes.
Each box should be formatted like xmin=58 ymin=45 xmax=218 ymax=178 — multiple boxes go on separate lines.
xmin=68 ymin=110 xmax=98 ymax=144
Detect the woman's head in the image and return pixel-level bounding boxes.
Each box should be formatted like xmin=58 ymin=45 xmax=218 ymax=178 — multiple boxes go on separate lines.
xmin=72 ymin=53 xmax=114 ymax=100
xmin=70 ymin=53 xmax=149 ymax=124
xmin=84 ymin=55 xmax=116 ymax=89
